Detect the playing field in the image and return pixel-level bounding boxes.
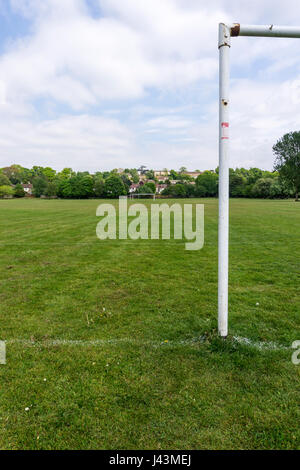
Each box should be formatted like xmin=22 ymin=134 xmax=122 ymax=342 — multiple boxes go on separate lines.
xmin=0 ymin=198 xmax=299 ymax=450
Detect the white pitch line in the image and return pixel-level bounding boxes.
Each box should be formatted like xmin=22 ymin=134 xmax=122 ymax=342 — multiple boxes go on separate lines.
xmin=5 ymin=336 xmax=290 ymax=351
xmin=6 ymin=337 xmax=206 ymax=348
xmin=233 ymin=336 xmax=290 ymax=350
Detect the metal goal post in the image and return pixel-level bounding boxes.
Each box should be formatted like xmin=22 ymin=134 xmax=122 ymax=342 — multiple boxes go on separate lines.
xmin=129 ymin=193 xmax=156 ymax=200
xmin=218 ymin=23 xmax=300 ymax=337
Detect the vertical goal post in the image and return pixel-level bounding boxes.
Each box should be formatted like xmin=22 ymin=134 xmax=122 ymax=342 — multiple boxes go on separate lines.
xmin=218 ymin=23 xmax=300 ymax=337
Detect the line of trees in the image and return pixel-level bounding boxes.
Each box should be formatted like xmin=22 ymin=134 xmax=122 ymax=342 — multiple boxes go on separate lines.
xmin=0 ymin=131 xmax=299 ymax=200
xmin=0 ymin=164 xmax=294 ymax=200
xmin=0 ymin=166 xmax=132 ymax=199
xmin=162 ymin=168 xmax=293 ymax=199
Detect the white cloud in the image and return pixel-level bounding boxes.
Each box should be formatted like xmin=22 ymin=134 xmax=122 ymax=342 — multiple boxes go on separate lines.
xmin=0 ymin=0 xmax=299 ymax=171
xmin=145 ymin=116 xmax=193 ymax=132
xmin=0 ymin=114 xmax=136 ymax=171
xmin=2 ymin=0 xmax=221 ymax=109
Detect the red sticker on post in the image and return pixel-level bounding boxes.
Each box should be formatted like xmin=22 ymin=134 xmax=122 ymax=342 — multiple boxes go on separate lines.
xmin=221 ymin=122 xmax=229 ymax=140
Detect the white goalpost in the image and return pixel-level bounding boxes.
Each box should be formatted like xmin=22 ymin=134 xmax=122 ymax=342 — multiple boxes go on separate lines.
xmin=218 ymin=23 xmax=300 ymax=337
xmin=129 ymin=193 xmax=156 ymax=200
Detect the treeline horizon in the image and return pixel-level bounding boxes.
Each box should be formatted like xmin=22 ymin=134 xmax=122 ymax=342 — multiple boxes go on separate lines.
xmin=0 ymin=163 xmax=294 ymax=199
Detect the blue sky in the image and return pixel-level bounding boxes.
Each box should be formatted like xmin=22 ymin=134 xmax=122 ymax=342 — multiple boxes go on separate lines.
xmin=0 ymin=0 xmax=300 ymax=172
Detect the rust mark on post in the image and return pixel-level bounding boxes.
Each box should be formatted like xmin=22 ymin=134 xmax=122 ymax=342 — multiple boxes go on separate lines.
xmin=231 ymin=23 xmax=240 ymax=37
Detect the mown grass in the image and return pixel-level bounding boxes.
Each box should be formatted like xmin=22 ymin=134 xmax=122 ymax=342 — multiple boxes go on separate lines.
xmin=0 ymin=198 xmax=299 ymax=450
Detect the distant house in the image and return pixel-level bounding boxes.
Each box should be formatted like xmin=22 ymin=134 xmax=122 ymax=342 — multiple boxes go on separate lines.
xmin=157 ymin=176 xmax=169 ymax=183
xmin=156 ymin=184 xmax=168 ymax=194
xmin=184 ymin=171 xmax=202 ymax=179
xmin=22 ymin=184 xmax=33 ymax=195
xmin=154 ymin=170 xmax=169 ymax=178
xmin=129 ymin=183 xmax=140 ymax=194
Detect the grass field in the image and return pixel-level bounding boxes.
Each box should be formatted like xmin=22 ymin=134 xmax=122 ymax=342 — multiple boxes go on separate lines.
xmin=0 ymin=198 xmax=299 ymax=450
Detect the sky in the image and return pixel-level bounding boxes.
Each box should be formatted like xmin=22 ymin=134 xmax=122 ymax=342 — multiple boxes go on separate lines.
xmin=0 ymin=0 xmax=300 ymax=172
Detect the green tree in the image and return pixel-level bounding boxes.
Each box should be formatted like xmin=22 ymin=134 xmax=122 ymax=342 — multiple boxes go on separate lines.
xmin=69 ymin=174 xmax=94 ymax=198
xmin=2 ymin=165 xmax=23 ymax=184
xmin=45 ymin=181 xmax=58 ymax=197
xmin=251 ymin=178 xmax=273 ymax=198
xmin=14 ymin=184 xmax=26 ymax=198
xmin=0 ymin=185 xmax=14 ymax=198
xmin=33 ymin=177 xmax=48 ymax=198
xmin=121 ymin=174 xmax=131 ymax=192
xmin=146 ymin=182 xmax=156 ymax=193
xmin=42 ymin=167 xmax=56 ymax=182
xmin=20 ymin=167 xmax=34 ymax=183
xmin=185 ymin=183 xmax=196 ymax=198
xmin=94 ymin=176 xmax=105 ymax=197
xmin=0 ymin=173 xmax=12 ymax=186
xmin=181 ymin=174 xmax=193 ymax=182
xmin=246 ymin=167 xmax=264 ymax=184
xmin=169 ymin=170 xmax=179 ymax=180
xmin=269 ymin=178 xmax=290 ymax=199
xmin=32 ymin=166 xmax=46 ymax=178
xmin=104 ymin=175 xmax=127 ymax=198
xmin=196 ymin=171 xmax=218 ymax=197
xmin=57 ymin=168 xmax=75 ymax=180
xmin=229 ymin=170 xmax=246 ymax=197
xmin=273 ymin=131 xmax=300 ymax=201
xmin=162 ymin=183 xmax=186 ymax=198
xmin=57 ymin=179 xmax=72 ymax=198
xmin=145 ymin=170 xmax=155 ymax=180
xmin=172 ymin=184 xmax=187 ymax=197
xmin=131 ymin=169 xmax=139 ymax=184
xmin=137 ymin=182 xmax=155 ymax=194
